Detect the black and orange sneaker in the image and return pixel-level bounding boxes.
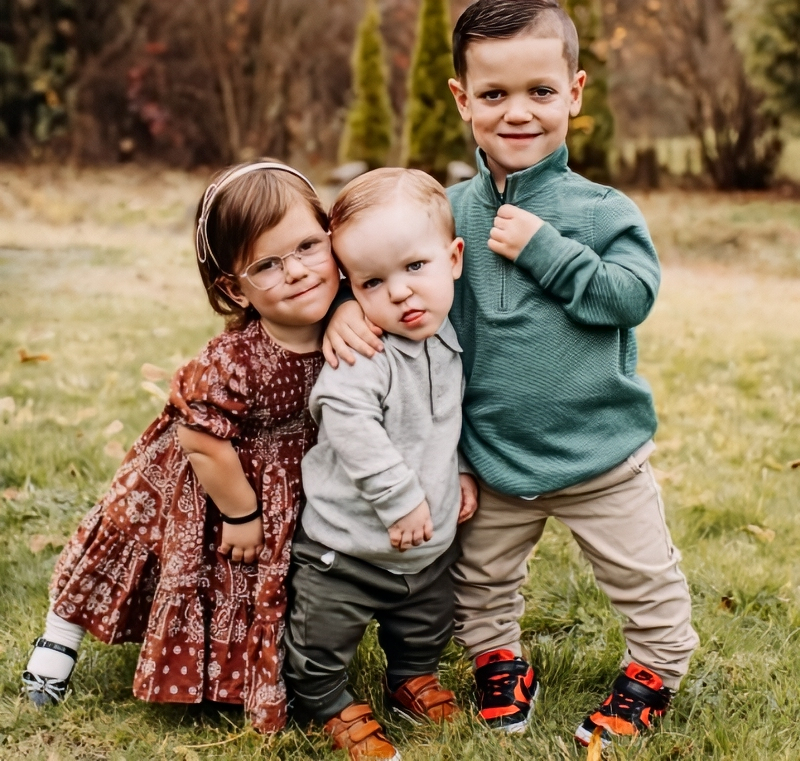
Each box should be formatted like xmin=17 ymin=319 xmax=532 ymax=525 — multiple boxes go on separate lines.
xmin=474 ymin=649 xmax=539 ymax=733
xmin=574 ymin=662 xmax=673 ymax=747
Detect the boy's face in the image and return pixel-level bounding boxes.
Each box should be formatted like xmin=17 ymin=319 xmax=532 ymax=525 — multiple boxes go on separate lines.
xmin=449 ymin=34 xmax=586 ymax=188
xmin=332 ymin=198 xmax=463 ymax=341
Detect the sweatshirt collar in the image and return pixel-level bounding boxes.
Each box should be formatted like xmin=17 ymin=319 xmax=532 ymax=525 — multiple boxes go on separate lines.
xmin=385 ymin=318 xmax=462 ymax=358
xmin=476 ymin=143 xmax=569 ymax=204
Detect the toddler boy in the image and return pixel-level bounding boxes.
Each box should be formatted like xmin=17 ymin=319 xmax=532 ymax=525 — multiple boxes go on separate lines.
xmin=326 ymin=0 xmax=698 ymax=748
xmin=284 ymin=168 xmax=472 ymax=761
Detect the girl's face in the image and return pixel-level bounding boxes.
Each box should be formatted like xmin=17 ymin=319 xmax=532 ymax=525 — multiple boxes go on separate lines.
xmin=229 ymin=201 xmax=340 ymax=337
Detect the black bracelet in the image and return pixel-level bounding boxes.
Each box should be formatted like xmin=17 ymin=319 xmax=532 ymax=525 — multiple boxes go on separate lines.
xmin=220 ymin=501 xmax=263 ymax=525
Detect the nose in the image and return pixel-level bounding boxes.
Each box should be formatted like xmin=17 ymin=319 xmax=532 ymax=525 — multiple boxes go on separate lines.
xmin=504 ymin=95 xmax=533 ymax=124
xmin=282 ymin=253 xmax=309 ymax=282
xmin=387 ymin=277 xmax=412 ymax=303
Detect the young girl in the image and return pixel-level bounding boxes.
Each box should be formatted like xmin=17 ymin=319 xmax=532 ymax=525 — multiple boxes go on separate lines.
xmin=21 ymin=160 xmax=341 ymax=733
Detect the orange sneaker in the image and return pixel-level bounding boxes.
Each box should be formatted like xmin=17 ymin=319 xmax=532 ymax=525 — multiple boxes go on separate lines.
xmin=323 ymin=702 xmax=401 ymax=761
xmin=574 ymin=663 xmax=673 ymax=748
xmin=386 ymin=674 xmax=459 ymax=723
xmin=474 ymin=649 xmax=538 ymax=733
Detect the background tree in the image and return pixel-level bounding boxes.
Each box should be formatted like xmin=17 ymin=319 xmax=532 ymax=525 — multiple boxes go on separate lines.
xmin=564 ymin=0 xmax=614 ymax=182
xmin=616 ymin=0 xmax=781 ymax=189
xmin=747 ymin=0 xmax=800 ymax=121
xmin=338 ymin=0 xmax=393 ymax=170
xmin=402 ymin=0 xmax=468 ymax=181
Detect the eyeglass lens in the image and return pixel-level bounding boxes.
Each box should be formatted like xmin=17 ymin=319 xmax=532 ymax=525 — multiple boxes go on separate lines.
xmin=244 ymin=237 xmax=330 ymax=290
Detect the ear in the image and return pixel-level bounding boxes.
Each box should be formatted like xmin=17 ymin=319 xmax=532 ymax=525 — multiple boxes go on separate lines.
xmin=569 ymin=70 xmax=587 ymax=118
xmin=216 ymin=277 xmax=250 ymax=309
xmin=448 ymin=78 xmax=472 ymax=122
xmin=450 ymin=237 xmax=465 ymax=280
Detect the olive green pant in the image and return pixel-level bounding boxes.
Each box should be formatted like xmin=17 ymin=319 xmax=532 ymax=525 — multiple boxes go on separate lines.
xmin=284 ymin=530 xmax=458 ymax=722
xmin=452 ymin=443 xmax=698 ymax=690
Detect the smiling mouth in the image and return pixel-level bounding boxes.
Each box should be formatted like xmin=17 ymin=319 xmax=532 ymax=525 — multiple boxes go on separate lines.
xmin=289 ymin=283 xmax=320 ymax=299
xmin=499 ymin=133 xmax=541 ymax=140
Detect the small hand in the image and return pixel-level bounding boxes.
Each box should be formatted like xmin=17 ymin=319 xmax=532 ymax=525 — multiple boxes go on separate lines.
xmin=322 ymin=300 xmax=384 ymax=368
xmin=218 ymin=517 xmax=264 ymax=563
xmin=488 ymin=204 xmax=544 ymax=261
xmin=388 ymin=499 xmax=433 ymax=552
xmin=458 ymin=474 xmax=479 ymax=524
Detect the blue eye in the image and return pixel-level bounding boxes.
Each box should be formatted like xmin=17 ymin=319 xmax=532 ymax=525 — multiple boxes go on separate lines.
xmin=532 ymin=87 xmax=553 ymax=97
xmin=407 ymin=261 xmax=424 ymax=272
xmin=362 ymin=278 xmax=382 ymax=290
xmin=481 ymin=90 xmax=504 ymax=101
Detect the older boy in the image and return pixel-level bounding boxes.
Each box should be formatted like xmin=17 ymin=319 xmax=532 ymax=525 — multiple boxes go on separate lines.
xmin=325 ymin=0 xmax=698 ymax=748
xmin=285 ymin=169 xmax=472 ymax=761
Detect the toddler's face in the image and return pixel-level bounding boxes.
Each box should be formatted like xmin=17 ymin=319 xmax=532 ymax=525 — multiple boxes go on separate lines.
xmin=233 ymin=202 xmax=340 ymax=333
xmin=333 ymin=198 xmax=463 ymax=341
xmin=449 ymin=34 xmax=586 ymax=188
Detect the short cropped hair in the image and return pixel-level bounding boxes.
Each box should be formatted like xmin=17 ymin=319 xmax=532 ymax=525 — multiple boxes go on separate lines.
xmin=452 ymin=0 xmax=580 ymax=79
xmin=329 ymin=168 xmax=455 ymax=240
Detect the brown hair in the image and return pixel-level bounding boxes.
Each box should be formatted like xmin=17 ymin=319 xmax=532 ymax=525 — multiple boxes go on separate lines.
xmin=452 ymin=0 xmax=580 ymax=79
xmin=194 ymin=160 xmax=327 ymax=330
xmin=329 ymin=167 xmax=455 ymax=242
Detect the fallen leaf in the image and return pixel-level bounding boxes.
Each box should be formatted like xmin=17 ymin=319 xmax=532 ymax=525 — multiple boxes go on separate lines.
xmin=0 ymin=397 xmax=15 ymax=415
xmin=587 ymin=726 xmax=604 ymax=760
xmin=141 ymin=380 xmax=168 ymax=402
xmin=789 ymin=460 xmax=800 ymax=470
xmin=29 ymin=534 xmax=67 ymax=553
xmin=141 ymin=362 xmax=169 ymax=382
xmin=103 ymin=440 xmax=126 ymax=460
xmin=719 ymin=595 xmax=735 ymax=612
xmin=743 ymin=524 xmax=775 ymax=543
xmin=103 ymin=419 xmax=124 ymax=437
xmin=18 ymin=348 xmax=50 ymax=363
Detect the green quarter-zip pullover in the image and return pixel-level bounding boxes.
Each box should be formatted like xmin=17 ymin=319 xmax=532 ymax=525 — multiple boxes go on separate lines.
xmin=447 ymin=144 xmax=660 ymax=495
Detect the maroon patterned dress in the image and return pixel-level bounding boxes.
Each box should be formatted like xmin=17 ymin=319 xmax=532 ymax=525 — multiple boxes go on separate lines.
xmin=50 ymin=319 xmax=323 ymax=733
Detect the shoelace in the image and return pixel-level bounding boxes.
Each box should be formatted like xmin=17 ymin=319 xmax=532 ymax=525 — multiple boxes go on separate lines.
xmin=22 ymin=672 xmax=68 ymax=702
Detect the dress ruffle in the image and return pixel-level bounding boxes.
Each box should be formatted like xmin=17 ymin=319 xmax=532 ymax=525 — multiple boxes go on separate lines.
xmin=48 ymin=321 xmax=322 ymax=733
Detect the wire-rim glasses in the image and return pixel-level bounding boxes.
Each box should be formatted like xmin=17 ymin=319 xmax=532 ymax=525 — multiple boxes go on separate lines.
xmin=239 ymin=230 xmax=332 ymax=291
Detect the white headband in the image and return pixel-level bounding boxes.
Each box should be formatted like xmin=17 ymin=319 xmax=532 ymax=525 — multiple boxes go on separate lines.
xmin=195 ymin=161 xmax=316 ymax=274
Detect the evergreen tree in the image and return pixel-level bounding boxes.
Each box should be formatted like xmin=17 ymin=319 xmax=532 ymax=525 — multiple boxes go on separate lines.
xmin=402 ymin=0 xmax=468 ymax=181
xmin=339 ymin=0 xmax=393 ymax=170
xmin=564 ymin=0 xmax=614 ymax=183
xmin=751 ymin=0 xmax=800 ymax=120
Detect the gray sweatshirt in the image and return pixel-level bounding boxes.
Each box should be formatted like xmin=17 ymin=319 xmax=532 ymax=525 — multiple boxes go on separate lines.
xmin=300 ymin=319 xmax=463 ymax=574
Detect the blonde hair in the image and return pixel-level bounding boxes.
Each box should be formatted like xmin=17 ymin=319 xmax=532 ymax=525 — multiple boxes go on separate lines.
xmin=329 ymin=168 xmax=455 ymax=240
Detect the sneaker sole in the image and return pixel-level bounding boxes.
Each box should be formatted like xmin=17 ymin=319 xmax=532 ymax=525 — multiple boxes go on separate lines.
xmin=487 ymin=681 xmax=540 ymax=734
xmin=574 ymin=722 xmax=611 ymax=749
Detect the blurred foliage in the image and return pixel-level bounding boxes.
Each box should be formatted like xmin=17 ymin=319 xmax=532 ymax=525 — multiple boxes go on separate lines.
xmin=0 ymin=0 xmax=78 ymax=153
xmin=402 ymin=0 xmax=469 ymax=182
xmin=613 ymin=0 xmax=782 ymax=190
xmin=339 ymin=0 xmax=393 ymax=170
xmin=0 ymin=0 xmax=797 ymax=188
xmin=749 ymin=0 xmax=800 ymax=122
xmin=565 ymin=0 xmax=614 ymax=183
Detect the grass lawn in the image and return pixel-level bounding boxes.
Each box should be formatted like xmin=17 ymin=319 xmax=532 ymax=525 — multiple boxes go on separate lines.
xmin=0 ymin=166 xmax=799 ymax=760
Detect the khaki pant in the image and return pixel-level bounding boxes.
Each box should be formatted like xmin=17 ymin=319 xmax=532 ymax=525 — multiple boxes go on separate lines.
xmin=452 ymin=444 xmax=698 ymax=690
